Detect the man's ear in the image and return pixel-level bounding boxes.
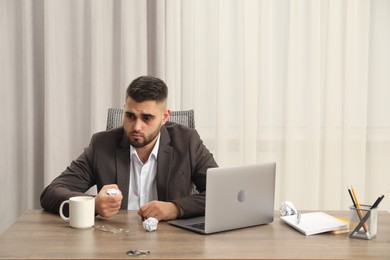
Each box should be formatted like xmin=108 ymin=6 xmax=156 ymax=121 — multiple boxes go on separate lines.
xmin=162 ymin=109 xmax=171 ymax=124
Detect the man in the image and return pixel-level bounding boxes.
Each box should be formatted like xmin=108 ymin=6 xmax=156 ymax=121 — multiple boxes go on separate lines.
xmin=40 ymin=76 xmax=218 ymax=221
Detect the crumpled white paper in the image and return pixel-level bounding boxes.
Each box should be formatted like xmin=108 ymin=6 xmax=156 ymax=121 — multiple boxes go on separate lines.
xmin=279 ymin=201 xmax=298 ymax=217
xmin=143 ymin=217 xmax=159 ymax=232
xmin=106 ymin=188 xmax=120 ymax=196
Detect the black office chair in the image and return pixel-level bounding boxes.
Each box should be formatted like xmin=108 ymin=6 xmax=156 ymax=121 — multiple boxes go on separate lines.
xmin=106 ymin=108 xmax=195 ymax=130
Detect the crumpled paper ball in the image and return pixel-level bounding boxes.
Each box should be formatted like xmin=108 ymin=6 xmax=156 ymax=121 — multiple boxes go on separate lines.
xmin=279 ymin=201 xmax=298 ymax=217
xmin=143 ymin=217 xmax=159 ymax=232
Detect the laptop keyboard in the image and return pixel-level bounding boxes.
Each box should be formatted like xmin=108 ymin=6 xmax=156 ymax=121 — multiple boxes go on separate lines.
xmin=187 ymin=222 xmax=205 ymax=231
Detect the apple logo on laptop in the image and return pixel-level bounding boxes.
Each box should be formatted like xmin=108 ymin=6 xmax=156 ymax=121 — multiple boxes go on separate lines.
xmin=237 ymin=190 xmax=248 ymax=202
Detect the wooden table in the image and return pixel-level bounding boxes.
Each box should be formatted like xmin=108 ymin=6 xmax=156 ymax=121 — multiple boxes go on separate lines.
xmin=1 ymin=210 xmax=389 ymax=259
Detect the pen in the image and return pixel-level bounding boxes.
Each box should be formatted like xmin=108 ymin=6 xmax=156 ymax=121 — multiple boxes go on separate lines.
xmin=348 ymin=188 xmax=357 ymax=207
xmin=371 ymin=194 xmax=384 ymax=209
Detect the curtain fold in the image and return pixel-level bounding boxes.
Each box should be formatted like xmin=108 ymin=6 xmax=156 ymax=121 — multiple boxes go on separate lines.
xmin=1 ymin=0 xmax=389 ymax=234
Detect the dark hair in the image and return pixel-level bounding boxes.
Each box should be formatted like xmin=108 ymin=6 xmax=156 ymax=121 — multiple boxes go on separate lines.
xmin=126 ymin=76 xmax=168 ymax=103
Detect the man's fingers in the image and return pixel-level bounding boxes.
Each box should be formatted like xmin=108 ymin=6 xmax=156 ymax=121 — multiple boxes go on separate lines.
xmin=95 ymin=185 xmax=123 ymax=218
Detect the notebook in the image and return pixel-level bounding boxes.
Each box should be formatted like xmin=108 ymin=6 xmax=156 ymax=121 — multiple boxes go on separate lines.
xmin=168 ymin=162 xmax=276 ymax=234
xmin=280 ymin=212 xmax=348 ymax=236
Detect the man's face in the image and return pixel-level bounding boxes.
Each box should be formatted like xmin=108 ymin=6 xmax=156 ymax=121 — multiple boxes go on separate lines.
xmin=123 ymin=97 xmax=169 ymax=149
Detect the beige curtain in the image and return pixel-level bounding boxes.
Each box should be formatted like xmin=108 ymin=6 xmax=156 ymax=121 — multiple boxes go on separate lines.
xmin=1 ymin=0 xmax=389 ymax=234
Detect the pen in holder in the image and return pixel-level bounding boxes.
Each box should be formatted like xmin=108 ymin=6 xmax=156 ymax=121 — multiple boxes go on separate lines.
xmin=349 ymin=204 xmax=377 ymax=240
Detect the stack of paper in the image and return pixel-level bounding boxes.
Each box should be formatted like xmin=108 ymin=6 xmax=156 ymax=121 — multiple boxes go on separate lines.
xmin=281 ymin=212 xmax=348 ymax=236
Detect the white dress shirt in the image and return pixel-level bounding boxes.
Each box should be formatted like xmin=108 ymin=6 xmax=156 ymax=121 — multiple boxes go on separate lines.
xmin=127 ymin=135 xmax=160 ymax=210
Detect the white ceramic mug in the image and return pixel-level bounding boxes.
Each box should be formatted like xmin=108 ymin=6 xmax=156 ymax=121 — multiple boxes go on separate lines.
xmin=59 ymin=196 xmax=95 ymax=229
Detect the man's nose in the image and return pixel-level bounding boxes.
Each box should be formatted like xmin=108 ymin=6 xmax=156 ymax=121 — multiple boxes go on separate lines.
xmin=132 ymin=118 xmax=143 ymax=131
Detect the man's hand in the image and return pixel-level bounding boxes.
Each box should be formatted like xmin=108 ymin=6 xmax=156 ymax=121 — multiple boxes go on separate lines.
xmin=95 ymin=184 xmax=123 ymax=218
xmin=138 ymin=201 xmax=180 ymax=221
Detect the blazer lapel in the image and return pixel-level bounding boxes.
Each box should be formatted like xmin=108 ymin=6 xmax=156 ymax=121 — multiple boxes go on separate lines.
xmin=156 ymin=126 xmax=173 ymax=201
xmin=117 ymin=133 xmax=130 ymax=209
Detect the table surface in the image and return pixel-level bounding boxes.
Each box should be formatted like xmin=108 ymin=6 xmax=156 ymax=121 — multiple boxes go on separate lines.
xmin=1 ymin=209 xmax=389 ymax=260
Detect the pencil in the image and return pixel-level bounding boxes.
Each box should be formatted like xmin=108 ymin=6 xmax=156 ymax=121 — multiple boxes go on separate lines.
xmin=348 ymin=187 xmax=367 ymax=234
xmin=350 ymin=186 xmax=369 ymax=234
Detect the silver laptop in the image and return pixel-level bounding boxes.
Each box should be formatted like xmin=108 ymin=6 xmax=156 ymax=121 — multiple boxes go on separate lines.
xmin=168 ymin=162 xmax=276 ymax=234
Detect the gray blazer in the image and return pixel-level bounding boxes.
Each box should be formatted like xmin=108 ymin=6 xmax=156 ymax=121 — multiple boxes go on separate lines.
xmin=40 ymin=122 xmax=218 ymax=218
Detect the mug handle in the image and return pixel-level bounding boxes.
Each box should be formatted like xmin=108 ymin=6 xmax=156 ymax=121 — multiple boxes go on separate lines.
xmin=59 ymin=200 xmax=70 ymax=221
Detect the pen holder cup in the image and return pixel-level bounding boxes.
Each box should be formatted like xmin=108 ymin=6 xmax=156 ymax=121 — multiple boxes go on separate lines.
xmin=349 ymin=205 xmax=377 ymax=240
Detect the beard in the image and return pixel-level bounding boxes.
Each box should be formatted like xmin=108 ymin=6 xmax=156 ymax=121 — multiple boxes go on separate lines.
xmin=128 ymin=124 xmax=161 ymax=148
